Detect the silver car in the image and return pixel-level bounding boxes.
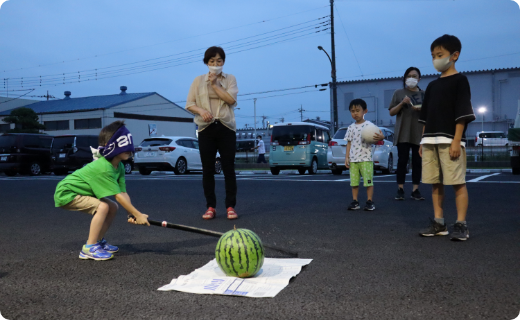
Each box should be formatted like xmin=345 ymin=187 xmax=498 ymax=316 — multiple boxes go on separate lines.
xmin=135 ymin=136 xmax=221 ymax=175
xmin=475 ymin=131 xmax=509 ymax=146
xmin=327 ymin=127 xmax=398 ymax=175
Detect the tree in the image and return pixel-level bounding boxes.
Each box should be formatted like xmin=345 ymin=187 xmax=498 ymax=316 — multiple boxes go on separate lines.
xmin=2 ymin=107 xmax=45 ymax=133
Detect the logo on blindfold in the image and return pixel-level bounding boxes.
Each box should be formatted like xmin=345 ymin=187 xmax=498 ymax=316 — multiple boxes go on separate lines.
xmin=117 ymin=134 xmax=132 ymax=147
xmin=104 ymin=133 xmax=133 ymax=157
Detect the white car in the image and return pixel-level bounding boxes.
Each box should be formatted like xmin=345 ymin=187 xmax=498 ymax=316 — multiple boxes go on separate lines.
xmin=327 ymin=127 xmax=399 ymax=175
xmin=475 ymin=131 xmax=508 ymax=146
xmin=135 ymin=136 xmax=221 ymax=175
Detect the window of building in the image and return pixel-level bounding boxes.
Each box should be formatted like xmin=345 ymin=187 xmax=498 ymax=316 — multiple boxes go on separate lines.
xmin=74 ymin=118 xmax=102 ymax=130
xmin=44 ymin=120 xmax=70 ymax=131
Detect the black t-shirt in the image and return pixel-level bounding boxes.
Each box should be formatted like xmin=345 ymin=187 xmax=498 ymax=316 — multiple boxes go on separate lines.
xmin=419 ymin=73 xmax=475 ymax=143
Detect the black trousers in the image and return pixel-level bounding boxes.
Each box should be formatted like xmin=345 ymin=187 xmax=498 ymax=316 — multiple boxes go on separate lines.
xmin=198 ymin=121 xmax=237 ymax=209
xmin=257 ymin=154 xmax=266 ymax=163
xmin=396 ymin=142 xmax=422 ymax=185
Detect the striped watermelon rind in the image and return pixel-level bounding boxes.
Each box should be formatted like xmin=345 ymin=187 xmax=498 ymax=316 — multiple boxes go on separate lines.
xmin=215 ymin=228 xmax=265 ymax=278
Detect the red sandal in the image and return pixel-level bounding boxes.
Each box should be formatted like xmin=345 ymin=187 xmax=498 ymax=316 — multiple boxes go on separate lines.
xmin=203 ymin=207 xmax=216 ymax=220
xmin=227 ymin=207 xmax=238 ymax=220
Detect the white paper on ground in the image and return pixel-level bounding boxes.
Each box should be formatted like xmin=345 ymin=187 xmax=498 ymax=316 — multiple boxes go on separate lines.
xmin=158 ymin=258 xmax=312 ymax=298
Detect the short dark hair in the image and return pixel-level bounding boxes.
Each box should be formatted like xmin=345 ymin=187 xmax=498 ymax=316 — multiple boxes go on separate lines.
xmin=430 ymin=34 xmax=462 ymax=60
xmin=203 ymin=46 xmax=226 ymax=64
xmin=403 ymin=67 xmax=422 ymax=89
xmin=257 ymin=135 xmax=262 ymax=139
xmin=349 ymin=98 xmax=367 ymax=111
xmin=99 ymin=120 xmax=125 ymax=146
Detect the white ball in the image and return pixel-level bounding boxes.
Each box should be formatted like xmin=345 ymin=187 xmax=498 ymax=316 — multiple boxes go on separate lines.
xmin=360 ymin=124 xmax=381 ymax=144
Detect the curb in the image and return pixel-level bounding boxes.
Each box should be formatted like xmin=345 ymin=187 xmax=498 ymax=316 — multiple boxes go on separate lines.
xmin=466 ymin=168 xmax=512 ymax=173
xmin=236 ymin=170 xmax=332 ymax=175
xmin=235 ymin=169 xmax=513 ymax=175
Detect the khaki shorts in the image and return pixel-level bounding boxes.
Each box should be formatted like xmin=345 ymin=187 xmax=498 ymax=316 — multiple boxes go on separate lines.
xmin=61 ymin=195 xmax=114 ymax=215
xmin=422 ymin=144 xmax=466 ymax=185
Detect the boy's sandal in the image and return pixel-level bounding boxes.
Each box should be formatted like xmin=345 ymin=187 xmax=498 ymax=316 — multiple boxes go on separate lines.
xmin=203 ymin=207 xmax=216 ymax=220
xmin=227 ymin=207 xmax=238 ymax=220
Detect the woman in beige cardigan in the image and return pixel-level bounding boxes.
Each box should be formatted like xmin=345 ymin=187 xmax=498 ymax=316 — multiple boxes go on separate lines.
xmin=186 ymin=46 xmax=239 ymax=220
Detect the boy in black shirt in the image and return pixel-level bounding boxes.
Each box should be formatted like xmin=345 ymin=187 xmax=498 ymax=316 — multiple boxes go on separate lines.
xmin=418 ymin=34 xmax=475 ymax=241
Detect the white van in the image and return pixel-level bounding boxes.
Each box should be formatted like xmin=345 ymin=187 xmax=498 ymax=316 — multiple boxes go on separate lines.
xmin=475 ymin=131 xmax=508 ymax=146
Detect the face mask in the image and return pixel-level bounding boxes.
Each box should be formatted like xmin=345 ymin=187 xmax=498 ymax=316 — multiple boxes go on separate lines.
xmin=433 ymin=54 xmax=454 ymax=72
xmin=208 ymin=65 xmax=223 ymax=75
xmin=405 ymin=78 xmax=418 ymax=88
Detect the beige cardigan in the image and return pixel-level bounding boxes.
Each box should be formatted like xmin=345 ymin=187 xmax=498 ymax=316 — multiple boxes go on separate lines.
xmin=185 ymin=72 xmax=238 ymax=132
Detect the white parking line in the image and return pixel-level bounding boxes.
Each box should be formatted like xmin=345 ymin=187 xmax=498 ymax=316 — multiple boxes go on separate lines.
xmin=467 ymin=173 xmax=501 ymax=182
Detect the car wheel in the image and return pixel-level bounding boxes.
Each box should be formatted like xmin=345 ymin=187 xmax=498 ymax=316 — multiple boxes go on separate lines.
xmin=124 ymin=162 xmax=133 ymax=174
xmin=215 ymin=159 xmax=222 ymax=174
xmin=138 ymin=167 xmax=152 ymax=175
xmin=4 ymin=169 xmax=17 ymax=176
xmin=382 ymin=154 xmax=393 ymax=174
xmin=173 ymin=157 xmax=187 ymax=175
xmin=298 ymin=168 xmax=306 ymax=175
xmin=29 ymin=162 xmax=42 ymax=176
xmin=331 ymin=168 xmax=343 ymax=175
xmin=270 ymin=168 xmax=280 ymax=175
xmin=308 ymin=158 xmax=318 ymax=175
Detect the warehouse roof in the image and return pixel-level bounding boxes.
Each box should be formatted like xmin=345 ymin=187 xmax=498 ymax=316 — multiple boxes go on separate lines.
xmin=0 ymin=91 xmax=157 ymax=116
xmin=337 ymin=67 xmax=520 ymax=84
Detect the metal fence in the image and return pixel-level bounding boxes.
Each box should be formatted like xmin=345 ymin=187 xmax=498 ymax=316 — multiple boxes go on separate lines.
xmin=466 ymin=146 xmax=511 ymax=162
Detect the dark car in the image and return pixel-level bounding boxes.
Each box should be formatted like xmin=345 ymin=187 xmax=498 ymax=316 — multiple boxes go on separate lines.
xmin=236 ymin=139 xmax=257 ymax=152
xmin=51 ymin=135 xmax=134 ymax=175
xmin=0 ymin=133 xmax=54 ymax=176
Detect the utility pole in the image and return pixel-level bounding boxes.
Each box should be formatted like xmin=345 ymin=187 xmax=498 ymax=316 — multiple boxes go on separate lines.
xmin=330 ymin=0 xmax=338 ymax=134
xmin=298 ymin=105 xmax=306 ymax=121
xmin=280 ymin=117 xmax=284 ymax=123
xmin=261 ymin=115 xmax=268 ymax=128
xmin=253 ymin=98 xmax=257 ymax=153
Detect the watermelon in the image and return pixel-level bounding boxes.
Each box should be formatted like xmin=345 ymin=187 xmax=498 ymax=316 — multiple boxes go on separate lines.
xmin=215 ymin=227 xmax=264 ymax=278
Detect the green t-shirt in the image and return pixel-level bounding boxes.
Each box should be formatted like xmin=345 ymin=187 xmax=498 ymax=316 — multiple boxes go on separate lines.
xmin=54 ymin=157 xmax=126 ymax=207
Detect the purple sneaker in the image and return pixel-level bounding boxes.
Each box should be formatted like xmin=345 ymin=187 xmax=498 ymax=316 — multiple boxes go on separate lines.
xmin=79 ymin=244 xmax=113 ymax=261
xmin=98 ymin=238 xmax=119 ymax=253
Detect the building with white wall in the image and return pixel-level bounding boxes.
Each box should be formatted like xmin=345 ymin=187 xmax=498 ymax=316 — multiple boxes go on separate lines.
xmin=0 ymin=86 xmax=196 ymax=144
xmin=335 ymin=67 xmax=520 ymax=143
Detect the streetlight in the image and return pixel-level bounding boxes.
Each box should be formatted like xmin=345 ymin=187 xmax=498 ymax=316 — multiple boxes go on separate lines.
xmin=478 ymin=107 xmax=486 ymax=133
xmin=318 ymin=45 xmax=338 ymax=135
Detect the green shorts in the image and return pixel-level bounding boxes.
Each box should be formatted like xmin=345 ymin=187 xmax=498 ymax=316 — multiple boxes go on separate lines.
xmin=349 ymin=161 xmax=374 ymax=187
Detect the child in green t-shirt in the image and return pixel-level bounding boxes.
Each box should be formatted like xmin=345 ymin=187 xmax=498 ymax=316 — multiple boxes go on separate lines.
xmin=54 ymin=121 xmax=149 ymax=261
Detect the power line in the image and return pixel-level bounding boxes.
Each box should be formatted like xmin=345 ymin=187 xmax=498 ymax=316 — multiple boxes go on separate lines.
xmin=4 ymin=29 xmax=329 ymax=90
xmin=3 ymin=17 xmax=330 ymax=87
xmin=2 ymin=5 xmax=330 ymax=73
xmin=0 ymin=89 xmax=36 ymax=104
xmin=334 ymin=3 xmax=363 ymax=77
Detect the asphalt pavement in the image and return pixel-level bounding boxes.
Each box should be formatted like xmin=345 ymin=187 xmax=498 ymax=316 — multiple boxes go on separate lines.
xmin=0 ymin=172 xmax=519 ymax=319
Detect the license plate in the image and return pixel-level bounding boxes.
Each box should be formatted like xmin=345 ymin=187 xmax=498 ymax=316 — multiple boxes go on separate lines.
xmin=59 ymin=153 xmax=66 ymax=158
xmin=0 ymin=156 xmax=6 ymax=161
xmin=284 ymin=146 xmax=294 ymax=152
xmin=145 ymin=152 xmax=156 ymax=157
